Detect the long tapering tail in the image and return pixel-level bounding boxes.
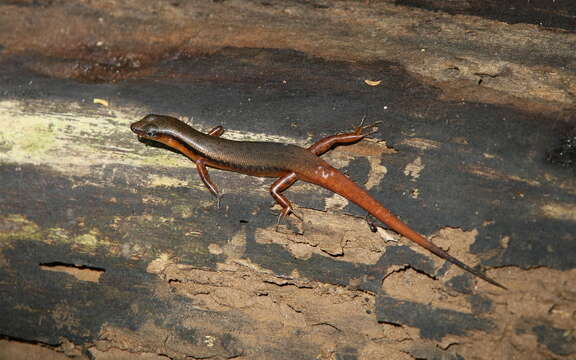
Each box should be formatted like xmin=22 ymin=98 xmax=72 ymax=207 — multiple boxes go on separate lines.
xmin=303 ymin=164 xmax=506 ymax=289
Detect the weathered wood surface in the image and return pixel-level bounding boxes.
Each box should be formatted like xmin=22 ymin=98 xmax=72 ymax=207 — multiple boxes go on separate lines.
xmin=0 ymin=1 xmax=575 ymax=359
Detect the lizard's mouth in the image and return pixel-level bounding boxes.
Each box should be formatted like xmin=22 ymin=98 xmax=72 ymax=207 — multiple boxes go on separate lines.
xmin=130 ymin=123 xmax=145 ymax=137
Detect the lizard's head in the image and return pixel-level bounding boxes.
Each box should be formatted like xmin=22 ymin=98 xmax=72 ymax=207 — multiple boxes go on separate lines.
xmin=130 ymin=114 xmax=183 ymax=140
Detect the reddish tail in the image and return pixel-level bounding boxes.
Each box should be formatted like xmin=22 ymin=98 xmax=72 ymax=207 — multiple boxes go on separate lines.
xmin=304 ymin=164 xmax=506 ymax=289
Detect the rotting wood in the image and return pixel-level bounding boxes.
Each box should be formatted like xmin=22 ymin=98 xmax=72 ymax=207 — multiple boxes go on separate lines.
xmin=0 ymin=1 xmax=575 ymax=359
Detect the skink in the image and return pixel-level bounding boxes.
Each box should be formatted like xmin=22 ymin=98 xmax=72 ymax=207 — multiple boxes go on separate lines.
xmin=131 ymin=114 xmax=505 ymax=289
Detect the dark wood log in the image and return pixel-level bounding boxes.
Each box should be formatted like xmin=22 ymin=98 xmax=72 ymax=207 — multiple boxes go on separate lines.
xmin=0 ymin=1 xmax=575 ymax=359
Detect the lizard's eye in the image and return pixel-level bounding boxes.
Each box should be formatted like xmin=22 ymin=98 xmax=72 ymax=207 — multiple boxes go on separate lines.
xmin=145 ymin=127 xmax=158 ymax=137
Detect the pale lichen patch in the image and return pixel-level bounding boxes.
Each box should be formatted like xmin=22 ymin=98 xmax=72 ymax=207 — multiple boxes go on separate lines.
xmin=73 ymin=229 xmax=112 ymax=250
xmin=0 ymin=214 xmax=42 ymax=242
xmin=400 ymin=137 xmax=441 ymax=151
xmin=149 ymin=174 xmax=188 ymax=187
xmin=0 ymin=100 xmax=136 ymax=174
xmin=404 ymin=156 xmax=424 ymax=180
xmin=365 ymin=156 xmax=387 ymax=189
xmin=540 ymin=202 xmax=576 ymax=222
xmin=466 ymin=164 xmax=541 ymax=186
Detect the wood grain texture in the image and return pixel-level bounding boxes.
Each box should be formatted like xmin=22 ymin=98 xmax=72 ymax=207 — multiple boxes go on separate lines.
xmin=0 ymin=1 xmax=575 ymax=359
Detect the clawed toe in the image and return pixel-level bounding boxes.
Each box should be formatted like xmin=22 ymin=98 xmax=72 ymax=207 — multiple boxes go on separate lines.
xmin=354 ymin=116 xmax=381 ymax=136
xmin=274 ymin=207 xmax=304 ymax=231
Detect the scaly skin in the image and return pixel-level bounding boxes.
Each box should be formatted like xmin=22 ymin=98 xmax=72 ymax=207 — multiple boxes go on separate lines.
xmin=131 ymin=114 xmax=505 ymax=289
